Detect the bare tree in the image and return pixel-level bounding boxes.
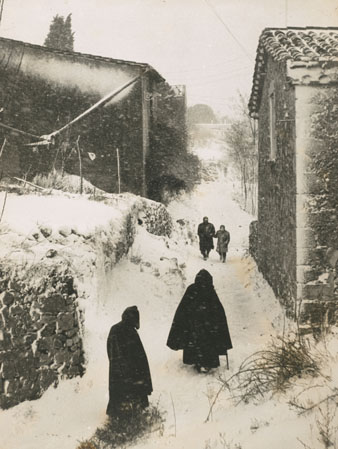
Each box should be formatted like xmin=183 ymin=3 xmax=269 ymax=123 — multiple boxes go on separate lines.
xmin=223 ymin=92 xmax=258 ymax=214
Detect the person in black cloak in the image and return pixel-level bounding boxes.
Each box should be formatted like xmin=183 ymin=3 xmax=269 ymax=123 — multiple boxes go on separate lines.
xmin=167 ymin=269 xmax=232 ymax=372
xmin=197 ymin=217 xmax=216 ymax=260
xmin=106 ymin=306 xmax=153 ymax=417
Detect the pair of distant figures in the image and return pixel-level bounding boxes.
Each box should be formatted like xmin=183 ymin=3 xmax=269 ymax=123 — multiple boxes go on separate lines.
xmin=198 ymin=216 xmax=230 ymax=262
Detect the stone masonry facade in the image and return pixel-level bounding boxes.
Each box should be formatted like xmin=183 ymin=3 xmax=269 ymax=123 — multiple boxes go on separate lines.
xmin=250 ymin=55 xmax=297 ymax=314
xmin=0 ymin=262 xmax=84 ymax=409
xmin=249 ymin=28 xmax=338 ymax=330
xmin=0 ymin=37 xmax=188 ymax=200
xmin=295 ymin=85 xmax=338 ymax=331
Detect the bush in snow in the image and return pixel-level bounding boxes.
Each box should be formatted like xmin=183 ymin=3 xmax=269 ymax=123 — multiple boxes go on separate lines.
xmin=77 ymin=404 xmax=164 ymax=449
xmin=32 ymin=169 xmax=104 ymax=194
xmin=138 ymin=199 xmax=173 ymax=237
xmin=229 ymin=334 xmax=321 ymax=404
xmin=207 ymin=333 xmax=322 ymax=421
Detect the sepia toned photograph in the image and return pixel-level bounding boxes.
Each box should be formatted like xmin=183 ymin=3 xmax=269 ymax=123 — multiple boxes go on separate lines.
xmin=0 ymin=1 xmax=338 ymax=448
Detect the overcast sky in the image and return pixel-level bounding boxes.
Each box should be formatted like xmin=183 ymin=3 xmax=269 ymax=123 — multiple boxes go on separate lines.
xmin=1 ymin=0 xmax=337 ymax=115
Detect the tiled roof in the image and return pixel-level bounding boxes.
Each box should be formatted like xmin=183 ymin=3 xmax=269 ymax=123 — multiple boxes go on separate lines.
xmin=0 ymin=36 xmax=165 ymax=82
xmin=249 ymin=27 xmax=338 ymax=115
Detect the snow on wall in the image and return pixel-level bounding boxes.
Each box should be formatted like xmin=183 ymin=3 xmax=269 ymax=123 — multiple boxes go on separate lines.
xmin=0 ymin=190 xmax=172 ymax=409
xmin=0 ymin=261 xmax=84 ymax=409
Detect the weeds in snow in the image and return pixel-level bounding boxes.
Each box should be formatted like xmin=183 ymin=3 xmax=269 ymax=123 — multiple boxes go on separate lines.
xmin=33 ymin=170 xmax=101 ymax=194
xmin=250 ymin=417 xmax=270 ymax=433
xmin=298 ymin=398 xmax=338 ymax=449
xmin=290 ymin=386 xmax=338 ymax=416
xmin=204 ymin=433 xmax=243 ymax=449
xmin=206 ymin=333 xmax=322 ymax=421
xmin=77 ymin=404 xmax=164 ymax=449
xmin=316 ymin=400 xmax=338 ymax=449
xmin=230 ymin=334 xmax=321 ymax=402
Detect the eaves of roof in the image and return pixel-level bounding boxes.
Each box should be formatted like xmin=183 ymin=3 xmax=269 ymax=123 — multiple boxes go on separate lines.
xmin=0 ymin=36 xmax=165 ymax=83
xmin=248 ymin=27 xmax=338 ymax=116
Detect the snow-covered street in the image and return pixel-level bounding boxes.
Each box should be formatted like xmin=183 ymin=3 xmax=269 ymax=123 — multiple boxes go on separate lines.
xmin=1 ymin=2 xmax=337 ymax=447
xmin=0 ymin=142 xmax=300 ymax=449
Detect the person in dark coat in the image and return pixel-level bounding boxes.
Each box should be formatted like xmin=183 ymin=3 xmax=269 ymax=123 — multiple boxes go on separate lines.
xmin=106 ymin=306 xmax=153 ymax=417
xmin=215 ymin=225 xmax=230 ymax=263
xmin=197 ymin=217 xmax=216 ymax=260
xmin=167 ymin=269 xmax=232 ymax=372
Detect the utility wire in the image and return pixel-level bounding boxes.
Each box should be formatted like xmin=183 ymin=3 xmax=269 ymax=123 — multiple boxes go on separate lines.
xmin=164 ymin=55 xmax=247 ymax=75
xmin=179 ymin=71 xmax=251 ymax=85
xmin=0 ymin=0 xmax=4 ymax=27
xmin=184 ymin=73 xmax=251 ymax=88
xmin=203 ymin=0 xmax=253 ymax=62
xmin=167 ymin=65 xmax=252 ymax=83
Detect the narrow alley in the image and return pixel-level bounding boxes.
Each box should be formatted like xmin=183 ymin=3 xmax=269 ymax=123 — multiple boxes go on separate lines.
xmin=0 ymin=139 xmax=286 ymax=449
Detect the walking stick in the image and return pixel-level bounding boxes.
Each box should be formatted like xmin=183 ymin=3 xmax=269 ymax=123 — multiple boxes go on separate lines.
xmin=226 ymin=353 xmax=229 ymax=370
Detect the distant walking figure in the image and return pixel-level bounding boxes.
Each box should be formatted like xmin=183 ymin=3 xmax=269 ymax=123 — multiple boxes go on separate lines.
xmin=167 ymin=269 xmax=232 ymax=372
xmin=197 ymin=216 xmax=216 ymax=260
xmin=106 ymin=306 xmax=153 ymax=417
xmin=215 ymin=225 xmax=230 ymax=263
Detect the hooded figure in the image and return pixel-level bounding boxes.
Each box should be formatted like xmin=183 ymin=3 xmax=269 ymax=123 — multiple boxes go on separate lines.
xmin=106 ymin=306 xmax=153 ymax=417
xmin=167 ymin=269 xmax=232 ymax=372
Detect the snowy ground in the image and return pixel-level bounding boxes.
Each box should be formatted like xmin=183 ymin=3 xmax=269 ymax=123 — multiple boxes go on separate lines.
xmin=0 ymin=140 xmax=337 ymax=449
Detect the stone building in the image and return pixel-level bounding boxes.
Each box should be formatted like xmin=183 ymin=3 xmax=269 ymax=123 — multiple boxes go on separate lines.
xmin=248 ymin=27 xmax=338 ymax=331
xmin=0 ymin=37 xmax=186 ymax=197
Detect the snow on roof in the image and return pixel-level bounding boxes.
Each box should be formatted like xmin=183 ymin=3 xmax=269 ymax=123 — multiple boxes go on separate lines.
xmin=249 ymin=27 xmax=338 ymax=115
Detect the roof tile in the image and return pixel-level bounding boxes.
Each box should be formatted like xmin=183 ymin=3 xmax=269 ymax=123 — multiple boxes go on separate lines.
xmin=249 ymin=27 xmax=338 ymax=115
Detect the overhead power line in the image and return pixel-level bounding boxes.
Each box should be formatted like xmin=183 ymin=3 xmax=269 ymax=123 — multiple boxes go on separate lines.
xmin=164 ymin=55 xmax=247 ymax=75
xmin=0 ymin=0 xmax=5 ymax=27
xmin=167 ymin=64 xmax=252 ymax=81
xmin=203 ymin=0 xmax=253 ymax=62
xmin=179 ymin=68 xmax=252 ymax=85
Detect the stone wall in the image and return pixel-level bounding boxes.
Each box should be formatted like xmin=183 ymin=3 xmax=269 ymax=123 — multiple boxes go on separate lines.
xmin=295 ymin=85 xmax=338 ymax=331
xmin=250 ymin=56 xmax=297 ymax=313
xmin=0 ymin=191 xmax=173 ymax=409
xmin=0 ymin=261 xmax=84 ymax=409
xmin=251 ymin=60 xmax=338 ymax=330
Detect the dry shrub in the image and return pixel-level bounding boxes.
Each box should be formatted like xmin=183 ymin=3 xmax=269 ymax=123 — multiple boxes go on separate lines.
xmin=207 ymin=333 xmax=322 ymax=421
xmin=33 ymin=170 xmax=102 ymax=194
xmin=297 ymin=398 xmax=338 ymax=449
xmin=229 ymin=334 xmax=321 ymax=404
xmin=77 ymin=405 xmax=164 ymax=449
